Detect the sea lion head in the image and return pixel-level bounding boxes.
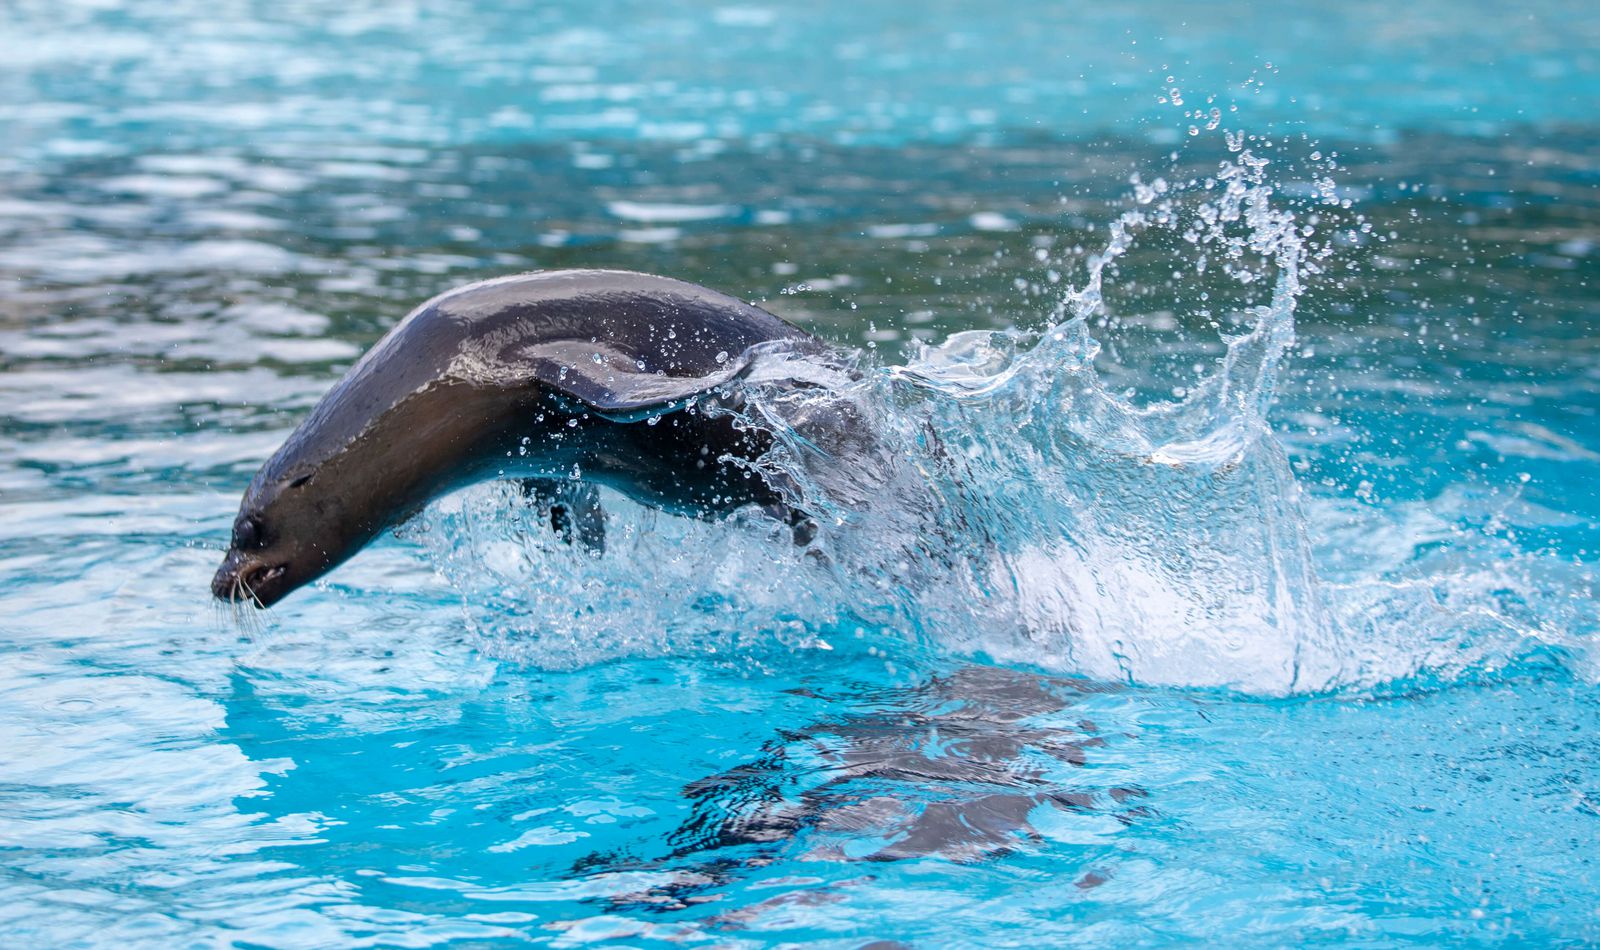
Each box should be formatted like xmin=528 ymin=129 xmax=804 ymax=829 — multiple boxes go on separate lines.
xmin=209 ymin=373 xmax=520 ymax=609
xmin=210 ymin=452 xmax=382 ymax=609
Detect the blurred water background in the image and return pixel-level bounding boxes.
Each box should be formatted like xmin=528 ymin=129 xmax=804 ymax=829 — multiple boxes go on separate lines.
xmin=1 ymin=1 xmax=1598 ymax=945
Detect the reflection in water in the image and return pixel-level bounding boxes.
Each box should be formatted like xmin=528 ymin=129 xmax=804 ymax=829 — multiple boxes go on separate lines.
xmin=563 ymin=666 xmax=1151 ymax=920
xmin=673 ymin=667 xmax=1148 ymax=864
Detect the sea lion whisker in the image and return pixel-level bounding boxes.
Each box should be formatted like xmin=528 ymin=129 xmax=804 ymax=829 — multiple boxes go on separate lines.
xmin=238 ymin=572 xmax=263 ymax=610
xmin=227 ymin=575 xmax=265 ymax=637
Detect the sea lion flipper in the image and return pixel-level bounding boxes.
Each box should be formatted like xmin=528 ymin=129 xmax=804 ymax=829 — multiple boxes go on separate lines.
xmin=519 ymin=479 xmax=606 ymax=553
xmin=514 ymin=339 xmax=750 ymax=414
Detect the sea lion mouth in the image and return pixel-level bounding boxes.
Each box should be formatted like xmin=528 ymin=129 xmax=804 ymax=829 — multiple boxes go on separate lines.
xmin=211 ymin=557 xmax=288 ymax=608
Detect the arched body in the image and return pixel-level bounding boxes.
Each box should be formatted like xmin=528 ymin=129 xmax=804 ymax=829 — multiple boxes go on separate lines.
xmin=211 ymin=269 xmax=840 ymax=608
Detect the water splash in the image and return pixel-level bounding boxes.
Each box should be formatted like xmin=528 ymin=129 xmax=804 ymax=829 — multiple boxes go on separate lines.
xmin=735 ymin=138 xmax=1341 ymax=693
xmin=407 ymin=135 xmax=1595 ymax=696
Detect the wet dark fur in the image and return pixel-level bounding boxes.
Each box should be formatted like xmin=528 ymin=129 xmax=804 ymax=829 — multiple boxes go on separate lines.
xmin=213 ymin=269 xmax=830 ymax=608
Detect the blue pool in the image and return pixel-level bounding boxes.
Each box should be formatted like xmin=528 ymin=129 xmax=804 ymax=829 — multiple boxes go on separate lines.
xmin=2 ymin=1 xmax=1597 ymax=945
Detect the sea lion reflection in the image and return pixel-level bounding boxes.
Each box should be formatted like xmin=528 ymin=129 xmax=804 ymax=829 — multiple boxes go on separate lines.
xmin=669 ymin=665 xmax=1149 ymax=866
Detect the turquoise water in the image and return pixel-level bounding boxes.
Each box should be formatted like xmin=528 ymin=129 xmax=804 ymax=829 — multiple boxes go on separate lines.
xmin=3 ymin=1 xmax=1598 ymax=945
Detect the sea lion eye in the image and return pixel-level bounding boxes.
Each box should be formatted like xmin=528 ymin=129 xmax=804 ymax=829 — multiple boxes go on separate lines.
xmin=233 ymin=516 xmax=262 ymax=550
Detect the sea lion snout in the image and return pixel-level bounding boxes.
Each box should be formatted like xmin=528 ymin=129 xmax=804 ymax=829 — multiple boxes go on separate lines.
xmin=211 ymin=550 xmax=290 ymax=608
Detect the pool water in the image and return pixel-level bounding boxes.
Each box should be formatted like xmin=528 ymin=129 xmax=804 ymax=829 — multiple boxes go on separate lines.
xmin=2 ymin=1 xmax=1598 ymax=945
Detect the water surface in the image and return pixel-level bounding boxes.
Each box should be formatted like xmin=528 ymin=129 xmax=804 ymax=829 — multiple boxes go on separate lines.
xmin=2 ymin=0 xmax=1598 ymax=945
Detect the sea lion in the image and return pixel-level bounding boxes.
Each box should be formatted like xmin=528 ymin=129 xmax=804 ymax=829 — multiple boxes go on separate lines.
xmin=211 ymin=269 xmax=843 ymax=608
